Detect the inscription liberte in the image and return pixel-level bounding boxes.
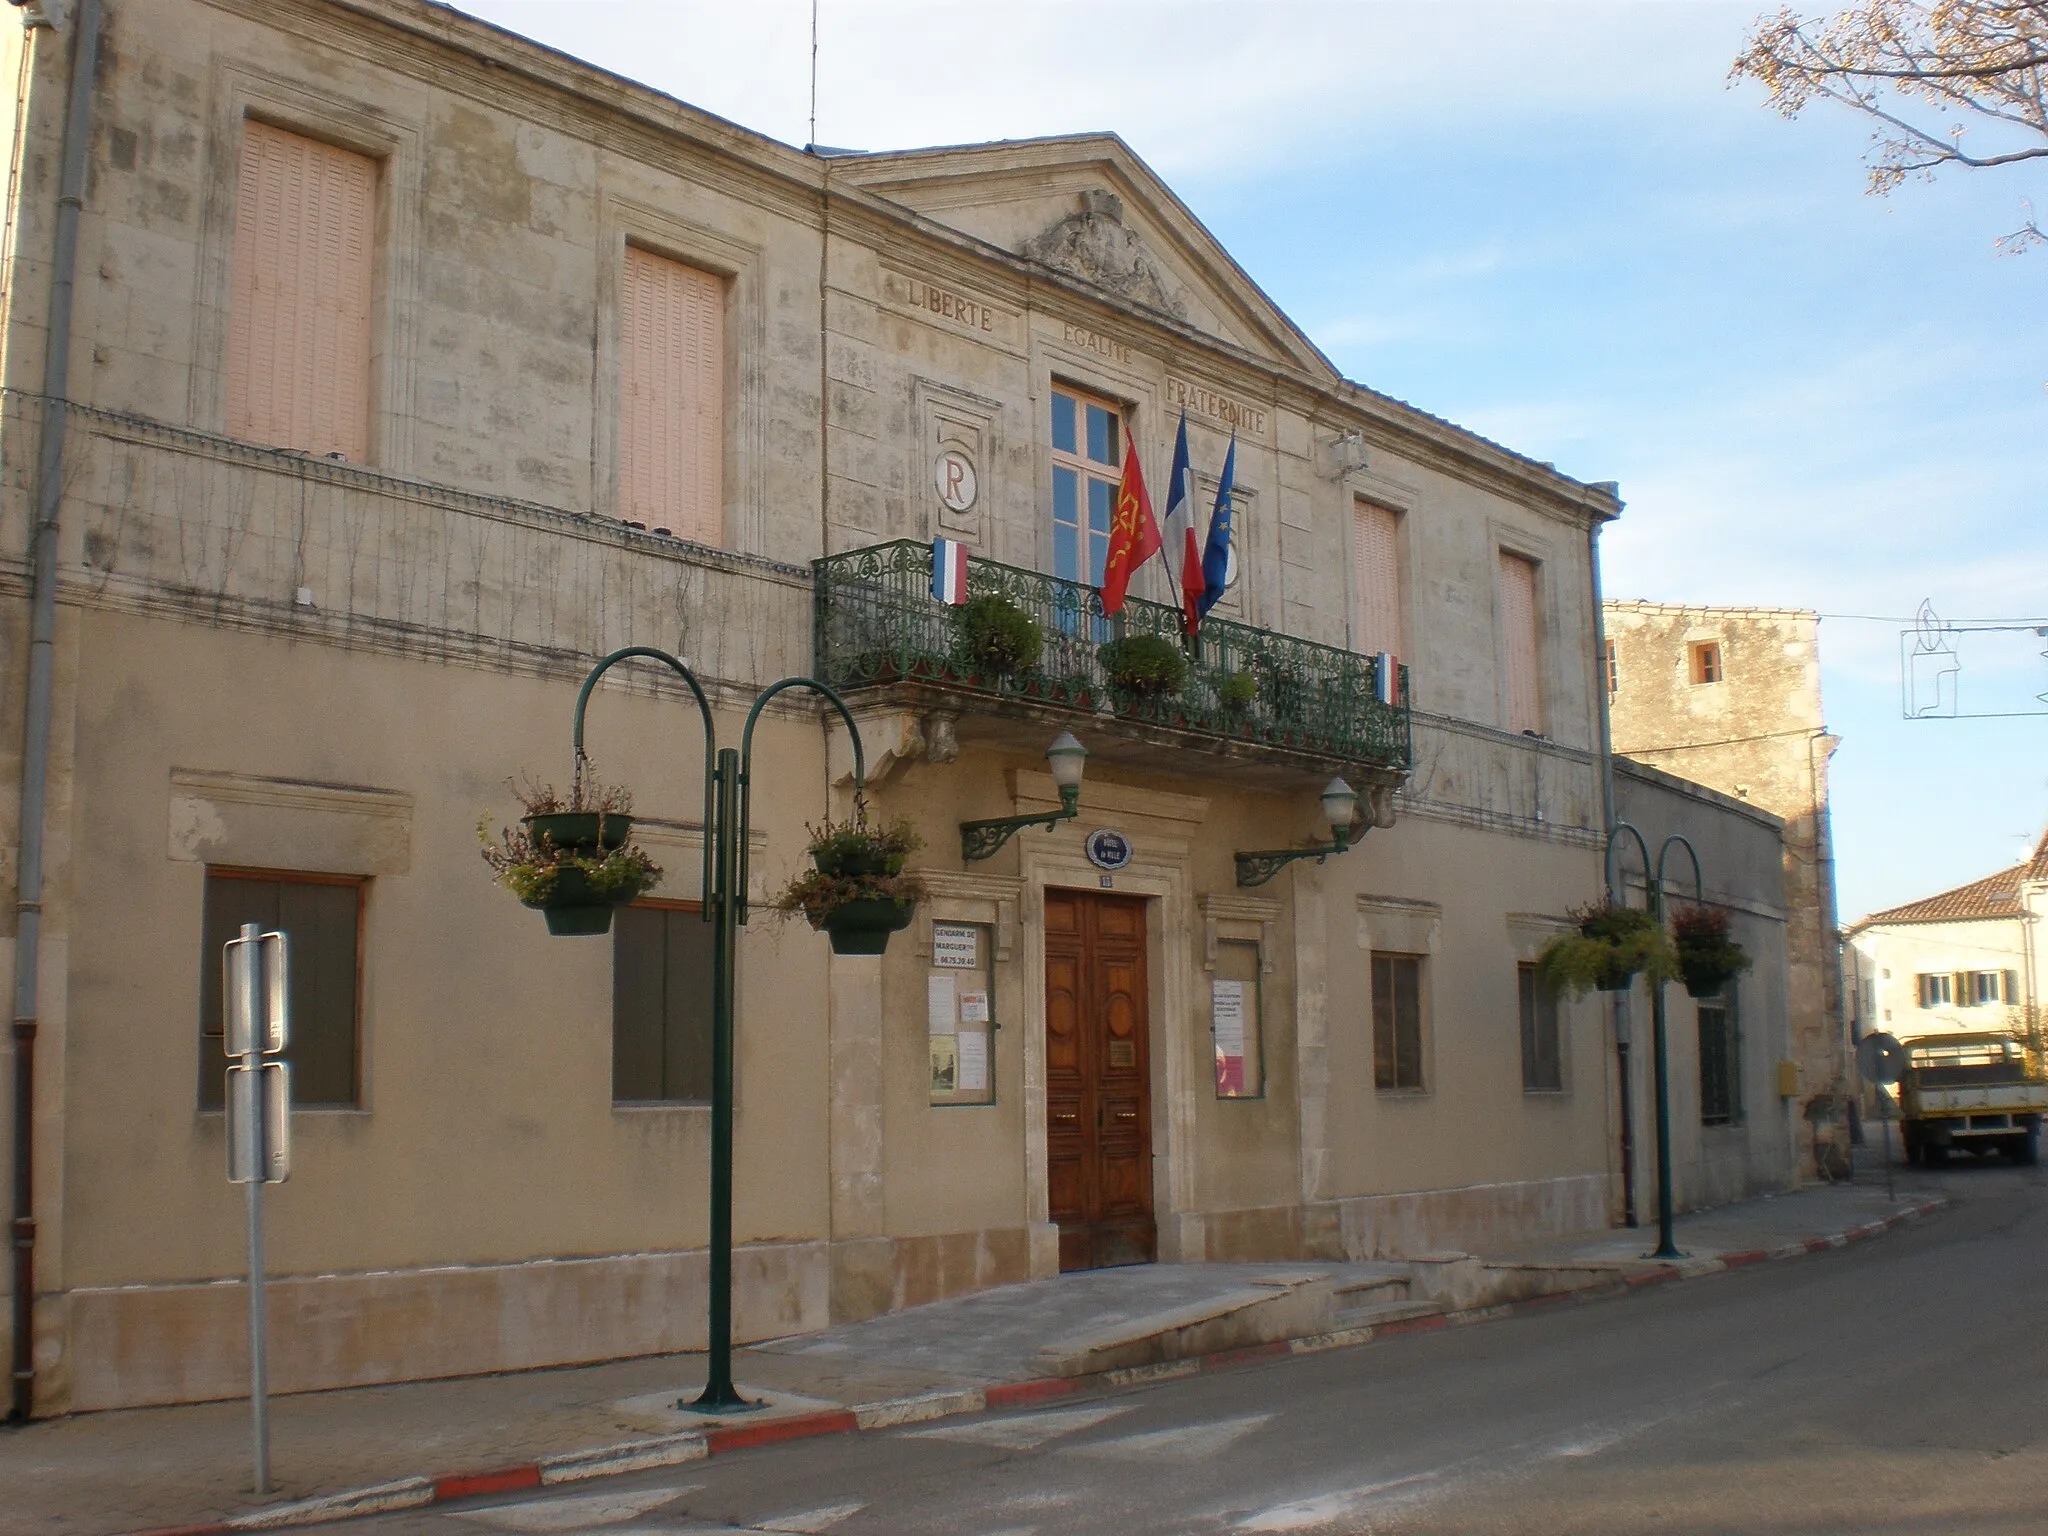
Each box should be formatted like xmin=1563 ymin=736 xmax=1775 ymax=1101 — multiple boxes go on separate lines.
xmin=902 ymin=276 xmax=996 ymax=333
xmin=1164 ymin=376 xmax=1267 ymax=437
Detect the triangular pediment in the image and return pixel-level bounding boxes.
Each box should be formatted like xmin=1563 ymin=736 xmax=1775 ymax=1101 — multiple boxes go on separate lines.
xmin=833 ymin=136 xmax=1335 ymax=379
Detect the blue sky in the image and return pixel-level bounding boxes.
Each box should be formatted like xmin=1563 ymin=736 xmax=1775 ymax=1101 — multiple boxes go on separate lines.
xmin=460 ymin=0 xmax=2047 ymax=920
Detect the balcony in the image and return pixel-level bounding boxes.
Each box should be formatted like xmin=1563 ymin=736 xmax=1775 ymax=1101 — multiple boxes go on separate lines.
xmin=812 ymin=540 xmax=1411 ymax=788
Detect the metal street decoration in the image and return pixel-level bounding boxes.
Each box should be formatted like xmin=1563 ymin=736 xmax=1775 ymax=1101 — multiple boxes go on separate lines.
xmin=1901 ymin=599 xmax=2048 ymax=719
xmin=543 ymin=649 xmax=869 ymax=1414
xmin=1605 ymin=823 xmax=1703 ymax=1263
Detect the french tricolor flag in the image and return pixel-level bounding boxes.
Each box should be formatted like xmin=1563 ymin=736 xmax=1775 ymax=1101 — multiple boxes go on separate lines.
xmin=1375 ymin=652 xmax=1400 ymax=706
xmin=932 ymin=537 xmax=970 ymax=605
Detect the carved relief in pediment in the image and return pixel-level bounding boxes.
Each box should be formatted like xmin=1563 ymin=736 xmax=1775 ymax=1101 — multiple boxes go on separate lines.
xmin=1021 ymin=190 xmax=1189 ymax=320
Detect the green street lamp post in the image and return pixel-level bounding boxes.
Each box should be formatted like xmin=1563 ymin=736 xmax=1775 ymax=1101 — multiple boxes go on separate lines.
xmin=559 ymin=647 xmax=869 ymax=1413
xmin=1605 ymin=821 xmax=1703 ymax=1263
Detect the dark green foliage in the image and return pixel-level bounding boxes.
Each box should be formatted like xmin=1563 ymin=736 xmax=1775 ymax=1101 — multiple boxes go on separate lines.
xmin=1671 ymin=904 xmax=1752 ymax=996
xmin=1535 ymin=900 xmax=1676 ymax=998
xmin=1098 ymin=633 xmax=1189 ymax=697
xmin=957 ymin=593 xmax=1043 ymax=676
xmin=775 ymin=805 xmax=926 ymax=922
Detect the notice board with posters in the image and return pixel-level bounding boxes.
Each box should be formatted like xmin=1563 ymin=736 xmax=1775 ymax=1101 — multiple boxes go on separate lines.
xmin=927 ymin=921 xmax=995 ymax=1105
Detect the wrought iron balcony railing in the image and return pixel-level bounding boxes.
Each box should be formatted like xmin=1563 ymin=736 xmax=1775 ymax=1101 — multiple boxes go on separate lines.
xmin=812 ymin=540 xmax=1411 ymax=773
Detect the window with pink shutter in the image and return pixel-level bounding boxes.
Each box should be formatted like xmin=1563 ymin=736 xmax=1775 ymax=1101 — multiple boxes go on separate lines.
xmin=226 ymin=121 xmax=374 ymax=462
xmin=1498 ymin=550 xmax=1542 ymax=734
xmin=1351 ymin=499 xmax=1401 ymax=658
xmin=620 ymin=246 xmax=725 ymax=544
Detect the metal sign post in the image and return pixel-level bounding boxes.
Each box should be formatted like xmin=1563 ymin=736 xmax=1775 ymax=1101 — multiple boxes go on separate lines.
xmin=1858 ymin=1031 xmax=1905 ymax=1203
xmin=224 ymin=923 xmax=290 ymax=1495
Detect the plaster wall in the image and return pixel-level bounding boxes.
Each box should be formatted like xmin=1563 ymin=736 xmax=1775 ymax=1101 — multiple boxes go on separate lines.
xmin=1614 ymin=759 xmax=1799 ymax=1209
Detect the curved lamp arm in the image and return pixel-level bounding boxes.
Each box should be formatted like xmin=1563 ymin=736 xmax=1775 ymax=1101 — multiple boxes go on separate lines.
xmin=1656 ymin=833 xmax=1704 ymax=914
xmin=740 ymin=676 xmax=866 ymax=924
xmin=572 ymin=647 xmax=718 ymax=912
xmin=1604 ymin=820 xmax=1652 ymax=908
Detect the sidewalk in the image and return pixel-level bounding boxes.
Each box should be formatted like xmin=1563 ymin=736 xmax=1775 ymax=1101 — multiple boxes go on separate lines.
xmin=2 ymin=1172 xmax=1952 ymax=1536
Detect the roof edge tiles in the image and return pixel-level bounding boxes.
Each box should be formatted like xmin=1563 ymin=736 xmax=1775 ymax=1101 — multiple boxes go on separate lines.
xmin=1850 ymin=832 xmax=2048 ymax=931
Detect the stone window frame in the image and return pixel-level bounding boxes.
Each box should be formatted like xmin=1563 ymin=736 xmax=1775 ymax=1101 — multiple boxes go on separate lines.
xmin=1047 ymin=379 xmax=1126 ymax=591
xmin=1344 ymin=472 xmax=1416 ymax=663
xmin=1506 ymin=912 xmax=1576 ymax=1097
xmin=191 ymin=64 xmax=424 ymax=473
xmin=1357 ymin=895 xmax=1442 ymax=1097
xmin=594 ymin=196 xmax=767 ymax=555
xmin=1490 ymin=520 xmax=1557 ymax=738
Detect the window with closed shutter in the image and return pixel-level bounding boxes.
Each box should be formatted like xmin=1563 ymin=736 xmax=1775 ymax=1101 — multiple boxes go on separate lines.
xmin=198 ymin=870 xmax=363 ymax=1108
xmin=1371 ymin=952 xmax=1426 ymax=1091
xmin=613 ymin=902 xmax=715 ymax=1102
xmin=226 ymin=121 xmax=375 ymax=462
xmin=1698 ymin=988 xmax=1743 ymax=1127
xmin=1498 ymin=551 xmax=1542 ymax=734
xmin=1518 ymin=962 xmax=1562 ymax=1092
xmin=620 ymin=246 xmax=725 ymax=544
xmin=1351 ymin=499 xmax=1401 ymax=658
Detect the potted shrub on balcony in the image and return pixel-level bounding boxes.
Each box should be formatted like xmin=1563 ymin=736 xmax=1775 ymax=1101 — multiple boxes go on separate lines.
xmin=955 ymin=592 xmax=1043 ymax=681
xmin=1535 ymin=899 xmax=1675 ymax=997
xmin=1670 ymin=904 xmax=1752 ymax=998
xmin=773 ymin=809 xmax=925 ymax=955
xmin=1217 ymin=670 xmax=1259 ymax=714
xmin=1097 ymin=633 xmax=1188 ymax=702
xmin=479 ymin=771 xmax=662 ymax=936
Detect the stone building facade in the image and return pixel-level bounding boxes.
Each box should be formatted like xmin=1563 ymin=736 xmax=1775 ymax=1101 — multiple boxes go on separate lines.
xmin=0 ymin=0 xmax=1796 ymax=1416
xmin=1602 ymin=602 xmax=1848 ymax=1175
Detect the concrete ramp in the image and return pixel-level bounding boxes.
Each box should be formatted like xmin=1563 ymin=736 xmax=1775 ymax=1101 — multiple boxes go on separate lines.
xmin=1037 ymin=1267 xmax=1423 ymax=1377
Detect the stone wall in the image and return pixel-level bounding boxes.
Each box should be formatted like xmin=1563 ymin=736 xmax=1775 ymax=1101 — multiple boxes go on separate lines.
xmin=1605 ymin=601 xmax=1848 ymax=1176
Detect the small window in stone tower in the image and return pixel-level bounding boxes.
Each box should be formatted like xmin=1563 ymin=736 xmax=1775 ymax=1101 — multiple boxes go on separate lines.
xmin=1688 ymin=641 xmax=1723 ymax=685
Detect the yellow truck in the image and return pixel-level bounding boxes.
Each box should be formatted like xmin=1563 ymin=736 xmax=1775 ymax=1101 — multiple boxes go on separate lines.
xmin=1897 ymin=1032 xmax=2047 ymax=1167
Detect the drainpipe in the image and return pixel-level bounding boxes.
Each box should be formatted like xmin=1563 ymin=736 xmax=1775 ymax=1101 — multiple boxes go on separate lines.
xmin=11 ymin=0 xmax=99 ymax=1425
xmin=1587 ymin=498 xmax=1634 ymax=1226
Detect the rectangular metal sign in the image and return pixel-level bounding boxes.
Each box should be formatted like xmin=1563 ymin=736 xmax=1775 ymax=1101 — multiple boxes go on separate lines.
xmin=224 ymin=928 xmax=289 ymax=1056
xmin=226 ymin=1061 xmax=291 ymax=1184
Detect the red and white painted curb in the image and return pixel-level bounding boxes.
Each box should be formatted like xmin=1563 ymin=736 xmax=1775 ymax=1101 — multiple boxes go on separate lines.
xmin=124 ymin=1197 xmax=1947 ymax=1536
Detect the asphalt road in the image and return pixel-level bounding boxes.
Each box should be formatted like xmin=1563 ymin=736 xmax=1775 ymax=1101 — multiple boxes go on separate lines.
xmin=353 ymin=1162 xmax=2048 ymax=1535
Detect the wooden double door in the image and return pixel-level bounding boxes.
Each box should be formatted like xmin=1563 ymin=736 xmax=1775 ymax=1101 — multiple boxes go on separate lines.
xmin=1043 ymin=889 xmax=1155 ymax=1271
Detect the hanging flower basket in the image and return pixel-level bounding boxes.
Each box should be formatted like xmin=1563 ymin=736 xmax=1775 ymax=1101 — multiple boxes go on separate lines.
xmin=773 ymin=806 xmax=925 ymax=957
xmin=808 ymin=814 xmax=919 ymax=878
xmin=1535 ymin=900 xmax=1676 ymax=998
xmin=522 ymin=809 xmax=633 ymax=856
xmin=480 ymin=770 xmax=661 ymax=938
xmin=1671 ymin=904 xmax=1752 ymax=999
xmin=817 ymin=896 xmax=917 ymax=955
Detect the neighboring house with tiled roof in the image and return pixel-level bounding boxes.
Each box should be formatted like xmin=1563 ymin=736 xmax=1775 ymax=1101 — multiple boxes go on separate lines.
xmin=1843 ymin=833 xmax=2048 ymax=1045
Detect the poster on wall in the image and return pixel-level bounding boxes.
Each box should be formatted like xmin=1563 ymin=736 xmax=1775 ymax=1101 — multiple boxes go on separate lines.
xmin=957 ymin=1029 xmax=989 ymax=1092
xmin=929 ymin=1034 xmax=958 ymax=1093
xmin=927 ymin=922 xmax=996 ymax=1106
xmin=1213 ymin=979 xmax=1247 ymax=1096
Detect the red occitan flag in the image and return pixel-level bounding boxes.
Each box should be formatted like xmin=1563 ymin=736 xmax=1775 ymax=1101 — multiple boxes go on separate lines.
xmin=1098 ymin=441 xmax=1161 ymax=617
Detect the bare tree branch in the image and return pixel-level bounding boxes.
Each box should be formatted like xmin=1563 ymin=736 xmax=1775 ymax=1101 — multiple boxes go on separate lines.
xmin=1733 ymin=1 xmax=2048 ymax=248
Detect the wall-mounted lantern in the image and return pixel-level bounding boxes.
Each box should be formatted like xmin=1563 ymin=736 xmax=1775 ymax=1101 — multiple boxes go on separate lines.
xmin=1233 ymin=776 xmax=1360 ymax=887
xmin=960 ymin=732 xmax=1087 ymax=861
